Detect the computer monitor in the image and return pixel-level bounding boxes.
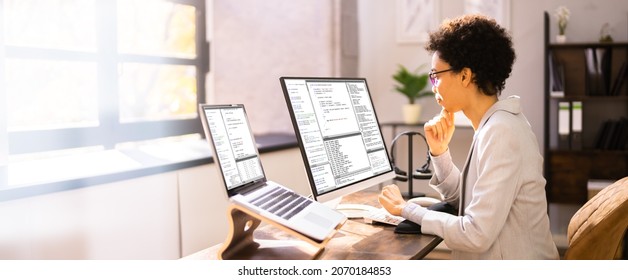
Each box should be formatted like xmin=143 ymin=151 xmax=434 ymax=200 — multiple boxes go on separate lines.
xmin=280 ymin=77 xmax=395 ymax=204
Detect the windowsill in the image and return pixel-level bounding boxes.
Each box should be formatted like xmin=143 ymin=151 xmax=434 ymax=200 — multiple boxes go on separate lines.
xmin=0 ymin=133 xmax=298 ymax=202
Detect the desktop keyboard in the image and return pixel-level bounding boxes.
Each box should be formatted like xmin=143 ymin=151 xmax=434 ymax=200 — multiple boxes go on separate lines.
xmin=364 ymin=207 xmax=404 ymax=226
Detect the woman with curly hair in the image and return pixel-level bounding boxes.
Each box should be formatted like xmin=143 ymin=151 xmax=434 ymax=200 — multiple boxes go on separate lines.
xmin=379 ymin=14 xmax=559 ymax=259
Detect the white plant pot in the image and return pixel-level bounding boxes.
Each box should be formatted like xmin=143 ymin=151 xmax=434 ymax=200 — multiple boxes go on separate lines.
xmin=556 ymin=34 xmax=567 ymax=43
xmin=402 ymin=104 xmax=422 ymax=124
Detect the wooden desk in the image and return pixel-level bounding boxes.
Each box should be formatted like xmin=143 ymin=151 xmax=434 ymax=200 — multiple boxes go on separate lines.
xmin=183 ymin=188 xmax=443 ymax=260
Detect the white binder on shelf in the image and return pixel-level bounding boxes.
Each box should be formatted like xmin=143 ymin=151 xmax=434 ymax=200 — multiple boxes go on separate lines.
xmin=571 ymin=101 xmax=583 ymax=150
xmin=558 ymin=101 xmax=571 ymax=150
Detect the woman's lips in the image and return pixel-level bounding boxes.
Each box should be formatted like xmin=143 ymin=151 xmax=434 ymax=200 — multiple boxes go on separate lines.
xmin=435 ymin=94 xmax=443 ymax=104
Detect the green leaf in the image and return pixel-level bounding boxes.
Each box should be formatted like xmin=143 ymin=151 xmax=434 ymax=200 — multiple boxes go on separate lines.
xmin=392 ymin=64 xmax=433 ymax=104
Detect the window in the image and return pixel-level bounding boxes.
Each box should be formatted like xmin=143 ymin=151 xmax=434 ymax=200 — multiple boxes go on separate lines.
xmin=1 ymin=0 xmax=209 ymax=156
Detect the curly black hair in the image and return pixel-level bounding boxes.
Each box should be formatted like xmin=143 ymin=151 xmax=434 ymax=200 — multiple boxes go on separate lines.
xmin=425 ymin=14 xmax=516 ymax=96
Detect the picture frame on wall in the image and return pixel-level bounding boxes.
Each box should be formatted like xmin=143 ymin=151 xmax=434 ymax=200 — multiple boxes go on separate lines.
xmin=396 ymin=0 xmax=440 ymax=44
xmin=464 ymin=0 xmax=511 ymax=30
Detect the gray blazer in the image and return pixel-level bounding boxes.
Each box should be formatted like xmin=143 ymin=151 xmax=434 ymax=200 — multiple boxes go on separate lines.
xmin=418 ymin=96 xmax=559 ymax=259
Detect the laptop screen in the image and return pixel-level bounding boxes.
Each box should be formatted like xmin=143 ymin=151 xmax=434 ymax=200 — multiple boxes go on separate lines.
xmin=201 ymin=105 xmax=265 ymax=191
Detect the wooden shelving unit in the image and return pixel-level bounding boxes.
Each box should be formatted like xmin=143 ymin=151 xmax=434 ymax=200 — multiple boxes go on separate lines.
xmin=543 ymin=12 xmax=628 ymax=204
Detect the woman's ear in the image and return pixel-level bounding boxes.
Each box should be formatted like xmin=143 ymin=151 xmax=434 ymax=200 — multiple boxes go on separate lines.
xmin=460 ymin=67 xmax=473 ymax=87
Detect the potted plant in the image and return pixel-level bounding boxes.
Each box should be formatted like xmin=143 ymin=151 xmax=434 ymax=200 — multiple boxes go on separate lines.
xmin=392 ymin=64 xmax=433 ymax=124
xmin=554 ymin=6 xmax=570 ymax=43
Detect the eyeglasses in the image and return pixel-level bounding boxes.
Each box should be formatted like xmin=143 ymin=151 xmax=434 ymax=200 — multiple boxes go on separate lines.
xmin=428 ymin=68 xmax=454 ymax=85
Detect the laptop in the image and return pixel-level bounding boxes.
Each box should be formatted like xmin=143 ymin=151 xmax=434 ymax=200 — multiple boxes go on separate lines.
xmin=199 ymin=104 xmax=346 ymax=242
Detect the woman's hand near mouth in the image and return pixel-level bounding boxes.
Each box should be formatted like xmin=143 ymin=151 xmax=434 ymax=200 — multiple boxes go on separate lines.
xmin=424 ymin=108 xmax=455 ymax=156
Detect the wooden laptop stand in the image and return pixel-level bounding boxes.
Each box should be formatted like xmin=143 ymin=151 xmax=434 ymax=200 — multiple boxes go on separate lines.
xmin=218 ymin=203 xmax=343 ymax=260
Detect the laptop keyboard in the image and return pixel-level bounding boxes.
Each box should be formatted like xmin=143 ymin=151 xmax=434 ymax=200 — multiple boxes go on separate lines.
xmin=249 ymin=186 xmax=312 ymax=220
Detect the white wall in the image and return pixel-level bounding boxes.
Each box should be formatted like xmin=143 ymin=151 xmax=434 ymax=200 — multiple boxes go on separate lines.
xmin=211 ymin=0 xmax=337 ymax=135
